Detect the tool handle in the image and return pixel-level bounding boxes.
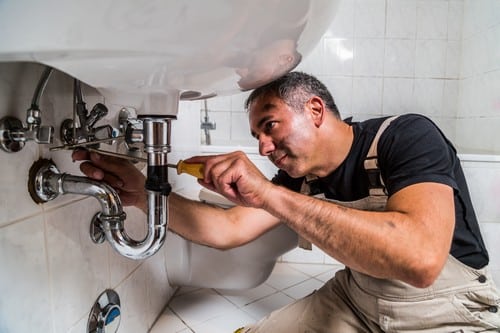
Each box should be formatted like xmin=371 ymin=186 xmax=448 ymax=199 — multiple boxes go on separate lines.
xmin=177 ymin=160 xmax=204 ymax=179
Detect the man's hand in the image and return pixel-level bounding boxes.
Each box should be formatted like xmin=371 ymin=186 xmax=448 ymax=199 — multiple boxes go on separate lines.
xmin=185 ymin=151 xmax=272 ymax=209
xmin=72 ymin=149 xmax=147 ymax=210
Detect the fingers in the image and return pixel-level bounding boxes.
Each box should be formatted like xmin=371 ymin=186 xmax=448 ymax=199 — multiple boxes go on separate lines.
xmin=79 ymin=161 xmax=105 ymax=180
xmin=73 ymin=149 xmax=130 ymax=188
xmin=72 ymin=148 xmax=91 ymax=162
xmin=190 ymin=151 xmax=265 ymax=206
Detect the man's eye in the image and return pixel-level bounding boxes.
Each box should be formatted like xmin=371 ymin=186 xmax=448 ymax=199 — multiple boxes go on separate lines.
xmin=265 ymin=121 xmax=276 ymax=131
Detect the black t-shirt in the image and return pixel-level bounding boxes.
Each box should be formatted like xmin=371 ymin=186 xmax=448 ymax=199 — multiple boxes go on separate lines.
xmin=272 ymin=114 xmax=489 ymax=269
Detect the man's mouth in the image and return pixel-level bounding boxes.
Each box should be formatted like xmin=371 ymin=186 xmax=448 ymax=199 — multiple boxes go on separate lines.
xmin=272 ymin=154 xmax=287 ymax=168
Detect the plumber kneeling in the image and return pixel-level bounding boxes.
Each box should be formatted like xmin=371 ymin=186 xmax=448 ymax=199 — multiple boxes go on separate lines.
xmin=73 ymin=72 xmax=500 ymax=333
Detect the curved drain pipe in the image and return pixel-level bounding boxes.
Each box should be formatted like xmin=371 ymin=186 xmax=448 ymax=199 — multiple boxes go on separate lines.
xmin=28 ymin=158 xmax=168 ymax=260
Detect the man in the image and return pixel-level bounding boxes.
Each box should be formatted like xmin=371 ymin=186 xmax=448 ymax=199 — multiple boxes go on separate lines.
xmin=73 ymin=72 xmax=500 ymax=332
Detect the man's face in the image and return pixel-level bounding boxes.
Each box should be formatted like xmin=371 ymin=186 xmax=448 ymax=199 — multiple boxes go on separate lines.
xmin=248 ymin=94 xmax=315 ymax=178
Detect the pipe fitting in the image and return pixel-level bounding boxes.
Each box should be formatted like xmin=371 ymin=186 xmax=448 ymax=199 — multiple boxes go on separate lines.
xmin=28 ymin=158 xmax=167 ymax=260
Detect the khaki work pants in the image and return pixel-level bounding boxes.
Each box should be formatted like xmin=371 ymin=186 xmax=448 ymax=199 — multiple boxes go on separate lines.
xmin=238 ymin=255 xmax=500 ymax=332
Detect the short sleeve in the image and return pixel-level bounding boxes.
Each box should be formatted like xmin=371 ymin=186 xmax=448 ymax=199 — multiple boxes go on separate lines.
xmin=377 ymin=114 xmax=458 ymax=196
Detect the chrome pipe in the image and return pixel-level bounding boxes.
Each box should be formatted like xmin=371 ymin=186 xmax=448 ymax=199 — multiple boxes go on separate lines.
xmin=28 ymin=158 xmax=168 ymax=260
xmin=102 ymin=191 xmax=168 ymax=259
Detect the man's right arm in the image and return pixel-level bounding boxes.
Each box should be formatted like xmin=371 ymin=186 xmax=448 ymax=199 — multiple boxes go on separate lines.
xmin=72 ymin=149 xmax=281 ymax=250
xmin=169 ymin=193 xmax=281 ymax=249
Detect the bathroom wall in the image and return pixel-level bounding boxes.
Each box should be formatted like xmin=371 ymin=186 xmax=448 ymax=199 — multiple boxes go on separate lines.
xmin=456 ymin=0 xmax=500 ymax=153
xmin=200 ymin=0 xmax=466 ymax=147
xmin=0 ymin=63 xmax=175 ymax=333
xmin=200 ymin=0 xmax=499 ymax=154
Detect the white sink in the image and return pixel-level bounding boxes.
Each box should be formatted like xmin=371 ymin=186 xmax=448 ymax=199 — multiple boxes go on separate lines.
xmin=0 ymin=0 xmax=338 ymax=113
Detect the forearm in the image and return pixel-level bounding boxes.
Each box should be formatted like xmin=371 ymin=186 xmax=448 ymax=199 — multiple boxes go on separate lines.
xmin=260 ymin=184 xmax=452 ymax=287
xmin=166 ymin=193 xmax=234 ymax=248
xmin=166 ymin=193 xmax=279 ymax=250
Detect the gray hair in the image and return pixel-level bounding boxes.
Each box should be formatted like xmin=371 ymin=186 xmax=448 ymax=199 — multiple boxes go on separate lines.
xmin=244 ymin=71 xmax=340 ymax=118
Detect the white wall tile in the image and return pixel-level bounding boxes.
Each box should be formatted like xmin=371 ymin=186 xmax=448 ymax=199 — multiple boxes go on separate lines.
xmin=413 ymin=79 xmax=444 ymax=115
xmin=0 ymin=216 xmax=52 ymax=333
xmin=322 ymin=76 xmax=353 ymax=117
xmin=445 ymin=41 xmax=462 ymax=78
xmin=386 ymin=0 xmax=417 ymax=39
xmin=384 ymin=39 xmax=416 ymax=77
xmin=0 ymin=141 xmax=42 ymax=226
xmin=144 ymin=248 xmax=175 ymax=325
xmin=443 ymin=79 xmax=459 ymax=118
xmin=447 ymin=0 xmax=464 ymax=41
xmin=325 ymin=0 xmax=355 ymax=39
xmin=354 ymin=0 xmax=387 ymax=38
xmin=45 ymin=199 xmax=109 ymax=333
xmin=323 ymin=38 xmax=354 ymax=76
xmin=415 ymin=40 xmax=447 ymax=78
xmin=352 ymin=77 xmax=383 ymax=116
xmin=296 ymin=42 xmax=324 ymax=74
xmin=353 ymin=39 xmax=385 ymax=76
xmin=416 ymin=0 xmax=449 ymax=39
xmin=486 ymin=26 xmax=500 ymax=72
xmin=382 ymin=78 xmax=415 ymax=115
xmin=116 ymin=264 xmax=150 ymax=333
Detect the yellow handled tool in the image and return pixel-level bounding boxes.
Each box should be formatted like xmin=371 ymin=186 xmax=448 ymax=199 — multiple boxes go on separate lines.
xmin=168 ymin=160 xmax=204 ymax=179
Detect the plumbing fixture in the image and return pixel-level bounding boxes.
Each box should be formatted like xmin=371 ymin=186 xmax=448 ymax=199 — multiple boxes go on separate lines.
xmin=28 ymin=155 xmax=168 ymax=259
xmin=60 ymin=79 xmax=114 ymax=148
xmin=200 ymin=99 xmax=216 ymax=145
xmin=87 ymin=289 xmax=121 ymax=333
xmin=0 ymin=66 xmax=54 ymax=152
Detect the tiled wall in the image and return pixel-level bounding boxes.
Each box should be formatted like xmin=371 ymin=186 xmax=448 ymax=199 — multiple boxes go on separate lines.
xmin=198 ymin=0 xmax=467 ymax=147
xmin=0 ymin=63 xmax=175 ymax=333
xmin=456 ymin=0 xmax=500 ymax=153
xmin=197 ymin=0 xmax=499 ymax=155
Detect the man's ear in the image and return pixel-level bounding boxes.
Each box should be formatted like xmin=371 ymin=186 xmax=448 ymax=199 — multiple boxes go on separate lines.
xmin=307 ymin=96 xmax=325 ymax=127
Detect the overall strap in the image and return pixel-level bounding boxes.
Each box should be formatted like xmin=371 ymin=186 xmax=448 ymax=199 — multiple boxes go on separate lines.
xmin=363 ymin=115 xmax=399 ymax=196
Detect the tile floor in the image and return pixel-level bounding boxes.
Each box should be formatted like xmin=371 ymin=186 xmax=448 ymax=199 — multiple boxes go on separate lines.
xmin=150 ymin=262 xmax=343 ymax=333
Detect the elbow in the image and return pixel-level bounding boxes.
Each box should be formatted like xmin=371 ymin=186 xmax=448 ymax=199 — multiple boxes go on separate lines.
xmin=406 ymin=254 xmax=446 ymax=288
xmin=205 ymin=232 xmax=247 ymax=251
xmin=410 ymin=271 xmax=439 ymax=289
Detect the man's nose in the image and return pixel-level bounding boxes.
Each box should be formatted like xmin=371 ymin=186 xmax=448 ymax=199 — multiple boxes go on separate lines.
xmin=259 ymin=135 xmax=274 ymax=156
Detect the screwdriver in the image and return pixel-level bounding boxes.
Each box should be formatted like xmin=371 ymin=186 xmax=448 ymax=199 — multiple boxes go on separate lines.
xmin=167 ymin=160 xmax=204 ymax=179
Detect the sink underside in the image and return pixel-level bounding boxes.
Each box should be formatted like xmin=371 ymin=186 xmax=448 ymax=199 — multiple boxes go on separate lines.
xmin=0 ymin=0 xmax=338 ymax=107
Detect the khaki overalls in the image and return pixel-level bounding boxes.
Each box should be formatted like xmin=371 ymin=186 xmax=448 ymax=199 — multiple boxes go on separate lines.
xmin=237 ymin=117 xmax=500 ymax=332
